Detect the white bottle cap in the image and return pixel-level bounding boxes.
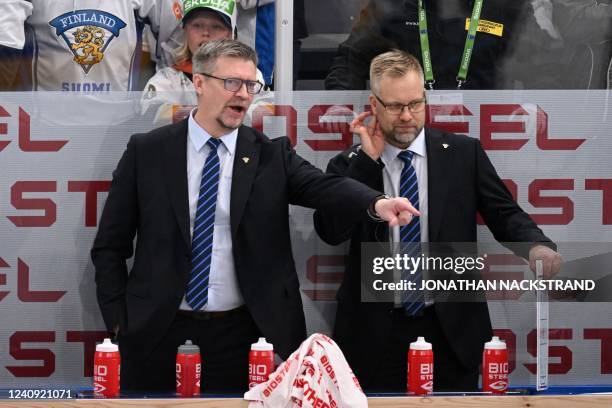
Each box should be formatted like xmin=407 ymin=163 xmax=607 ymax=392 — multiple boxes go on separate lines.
xmin=178 ymin=340 xmax=200 ymax=355
xmin=409 ymin=336 xmax=432 ymax=350
xmin=96 ymin=338 xmax=119 ymax=352
xmin=251 ymin=337 xmax=273 ymax=351
xmin=484 ymin=336 xmax=506 ymax=350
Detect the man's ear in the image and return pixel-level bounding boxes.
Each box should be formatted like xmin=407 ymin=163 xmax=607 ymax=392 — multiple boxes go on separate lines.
xmin=369 ymin=93 xmax=377 ymax=109
xmin=193 ymin=74 xmax=204 ymax=95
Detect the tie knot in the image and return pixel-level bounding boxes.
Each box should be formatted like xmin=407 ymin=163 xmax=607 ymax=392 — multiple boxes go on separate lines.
xmin=207 ymin=138 xmax=222 ymax=151
xmin=398 ymin=150 xmax=414 ymax=163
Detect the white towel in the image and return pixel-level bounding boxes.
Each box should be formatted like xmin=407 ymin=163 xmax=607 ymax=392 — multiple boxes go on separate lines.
xmin=244 ymin=333 xmax=368 ymax=408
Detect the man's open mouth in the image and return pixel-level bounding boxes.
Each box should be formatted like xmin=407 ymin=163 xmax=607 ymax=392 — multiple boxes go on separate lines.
xmin=228 ymin=105 xmax=245 ymax=113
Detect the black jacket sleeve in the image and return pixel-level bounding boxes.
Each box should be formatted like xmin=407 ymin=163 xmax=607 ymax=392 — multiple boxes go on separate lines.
xmin=91 ymin=135 xmax=140 ymax=332
xmin=313 ymin=147 xmax=384 ymax=245
xmin=281 ymin=137 xmax=382 ymax=225
xmin=473 ymin=139 xmax=556 ymax=256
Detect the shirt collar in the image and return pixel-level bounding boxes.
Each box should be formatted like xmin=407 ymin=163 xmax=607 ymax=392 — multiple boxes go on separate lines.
xmin=381 ymin=127 xmax=427 ymax=165
xmin=188 ymin=108 xmax=238 ymax=155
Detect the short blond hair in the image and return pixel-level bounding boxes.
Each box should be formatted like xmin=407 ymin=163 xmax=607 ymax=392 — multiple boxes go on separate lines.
xmin=193 ymin=39 xmax=258 ymax=75
xmin=369 ymin=50 xmax=424 ymax=94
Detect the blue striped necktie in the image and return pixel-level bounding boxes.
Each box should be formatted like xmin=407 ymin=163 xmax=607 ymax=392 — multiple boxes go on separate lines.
xmin=398 ymin=150 xmax=424 ymax=315
xmin=186 ymin=137 xmax=222 ymax=310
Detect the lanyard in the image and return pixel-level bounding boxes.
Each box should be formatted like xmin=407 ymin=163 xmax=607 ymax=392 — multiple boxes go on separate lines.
xmin=417 ymin=0 xmax=484 ymax=89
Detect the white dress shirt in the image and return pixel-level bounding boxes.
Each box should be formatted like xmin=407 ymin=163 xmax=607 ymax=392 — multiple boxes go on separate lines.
xmin=179 ymin=110 xmax=244 ymax=311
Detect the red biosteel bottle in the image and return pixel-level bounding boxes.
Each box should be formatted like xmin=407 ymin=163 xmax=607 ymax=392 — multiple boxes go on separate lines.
xmin=93 ymin=338 xmax=120 ymax=398
xmin=176 ymin=340 xmax=201 ymax=397
xmin=482 ymin=336 xmax=509 ymax=394
xmin=248 ymin=337 xmax=274 ymax=388
xmin=407 ymin=336 xmax=433 ymax=395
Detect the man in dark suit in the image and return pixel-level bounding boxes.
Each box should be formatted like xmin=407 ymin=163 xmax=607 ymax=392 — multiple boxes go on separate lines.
xmin=92 ymin=39 xmax=418 ymax=392
xmin=314 ymin=49 xmax=562 ymax=391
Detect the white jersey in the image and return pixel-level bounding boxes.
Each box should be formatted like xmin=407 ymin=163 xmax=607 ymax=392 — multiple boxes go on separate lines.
xmin=146 ymin=0 xmax=184 ymax=69
xmin=0 ymin=0 xmax=160 ymax=91
xmin=141 ymin=66 xmax=197 ymax=119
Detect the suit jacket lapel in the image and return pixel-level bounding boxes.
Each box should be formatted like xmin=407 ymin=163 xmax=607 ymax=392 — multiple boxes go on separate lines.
xmin=231 ymin=126 xmax=261 ymax=237
xmin=426 ymin=129 xmax=453 ymax=241
xmin=163 ymin=119 xmax=191 ymax=249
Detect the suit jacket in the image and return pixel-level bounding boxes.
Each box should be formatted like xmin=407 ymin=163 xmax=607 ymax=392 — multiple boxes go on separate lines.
xmin=313 ymin=127 xmax=554 ymax=386
xmin=92 ymin=119 xmax=381 ymax=360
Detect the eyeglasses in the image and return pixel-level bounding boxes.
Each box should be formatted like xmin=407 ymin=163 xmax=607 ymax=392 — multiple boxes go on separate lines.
xmin=373 ymin=94 xmax=427 ymax=115
xmin=198 ymin=72 xmax=263 ymax=95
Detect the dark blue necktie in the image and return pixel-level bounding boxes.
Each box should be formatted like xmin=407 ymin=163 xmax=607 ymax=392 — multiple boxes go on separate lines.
xmin=398 ymin=150 xmax=424 ymax=315
xmin=186 ymin=138 xmax=221 ymax=310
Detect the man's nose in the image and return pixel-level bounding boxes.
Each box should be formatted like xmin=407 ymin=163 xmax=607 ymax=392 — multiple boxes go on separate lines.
xmin=399 ymin=106 xmax=414 ymax=121
xmin=235 ymin=82 xmax=250 ymax=98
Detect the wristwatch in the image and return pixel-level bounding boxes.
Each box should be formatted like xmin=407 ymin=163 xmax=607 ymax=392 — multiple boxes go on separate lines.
xmin=367 ymin=194 xmax=390 ymax=222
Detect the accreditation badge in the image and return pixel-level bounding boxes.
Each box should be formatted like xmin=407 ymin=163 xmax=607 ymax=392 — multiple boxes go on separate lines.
xmin=465 ymin=18 xmax=504 ymax=37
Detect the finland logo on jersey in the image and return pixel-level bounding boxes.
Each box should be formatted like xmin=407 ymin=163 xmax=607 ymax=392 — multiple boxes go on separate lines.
xmin=49 ymin=9 xmax=127 ymax=74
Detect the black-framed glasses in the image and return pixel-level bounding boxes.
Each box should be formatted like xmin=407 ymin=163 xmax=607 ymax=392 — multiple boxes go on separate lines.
xmin=198 ymin=72 xmax=263 ymax=95
xmin=373 ymin=94 xmax=427 ymax=115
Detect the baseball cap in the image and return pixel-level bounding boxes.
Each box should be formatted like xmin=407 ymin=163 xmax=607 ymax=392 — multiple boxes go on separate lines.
xmin=182 ymin=0 xmax=237 ymax=34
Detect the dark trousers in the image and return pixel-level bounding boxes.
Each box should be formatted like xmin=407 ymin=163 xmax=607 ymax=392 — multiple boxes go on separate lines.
xmin=367 ymin=306 xmax=479 ymax=392
xmin=120 ymin=306 xmax=261 ymax=392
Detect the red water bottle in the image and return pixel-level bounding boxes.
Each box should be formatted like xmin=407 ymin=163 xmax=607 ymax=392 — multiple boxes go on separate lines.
xmin=248 ymin=337 xmax=274 ymax=388
xmin=407 ymin=336 xmax=433 ymax=395
xmin=482 ymin=336 xmax=509 ymax=394
xmin=176 ymin=340 xmax=201 ymax=397
xmin=93 ymin=338 xmax=120 ymax=398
